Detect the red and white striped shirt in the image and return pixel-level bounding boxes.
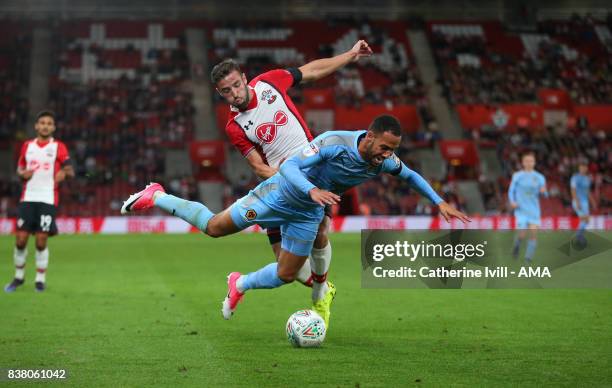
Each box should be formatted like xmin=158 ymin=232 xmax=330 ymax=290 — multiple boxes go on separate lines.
xmin=224 ymin=69 xmax=314 ymax=168
xmin=18 ymin=138 xmax=71 ymax=206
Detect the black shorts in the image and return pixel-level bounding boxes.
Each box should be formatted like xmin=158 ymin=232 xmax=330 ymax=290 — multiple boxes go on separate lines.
xmin=266 ymin=205 xmax=333 ymax=245
xmin=17 ymin=202 xmax=58 ymax=236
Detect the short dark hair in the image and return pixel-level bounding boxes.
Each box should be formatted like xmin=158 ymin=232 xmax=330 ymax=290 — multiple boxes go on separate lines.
xmin=210 ymin=59 xmax=242 ymax=85
xmin=521 ymin=150 xmax=535 ymax=158
xmin=368 ymin=115 xmax=402 ymax=137
xmin=36 ymin=110 xmax=55 ymax=122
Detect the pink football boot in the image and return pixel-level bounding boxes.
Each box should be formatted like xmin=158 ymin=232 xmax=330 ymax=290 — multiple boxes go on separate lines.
xmin=222 ymin=272 xmax=245 ymax=320
xmin=121 ymin=183 xmax=166 ymax=214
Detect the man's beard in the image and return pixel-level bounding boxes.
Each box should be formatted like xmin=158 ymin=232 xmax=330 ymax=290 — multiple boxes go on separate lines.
xmin=233 ymin=85 xmax=250 ymax=110
xmin=365 ymin=143 xmax=376 ymax=165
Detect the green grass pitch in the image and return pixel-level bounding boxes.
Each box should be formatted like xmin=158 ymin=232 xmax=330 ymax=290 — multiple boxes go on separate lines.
xmin=0 ymin=233 xmax=611 ymax=387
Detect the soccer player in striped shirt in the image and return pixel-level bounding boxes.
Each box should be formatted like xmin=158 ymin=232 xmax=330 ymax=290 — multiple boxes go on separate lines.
xmin=212 ymin=40 xmax=373 ymax=321
xmin=5 ymin=111 xmax=74 ymax=292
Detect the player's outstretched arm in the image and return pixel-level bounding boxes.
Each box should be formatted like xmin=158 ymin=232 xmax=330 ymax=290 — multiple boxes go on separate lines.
xmin=298 ymin=40 xmax=372 ymax=84
xmin=438 ymin=201 xmax=471 ymax=224
xmin=246 ymin=150 xmax=277 ymax=179
xmin=392 ymin=162 xmax=470 ymax=224
xmin=279 ymin=145 xmax=339 ymax=206
xmin=279 ymin=152 xmax=323 ymax=195
xmin=309 ymin=188 xmax=340 ymax=206
xmin=280 ymin=157 xmax=339 ymax=206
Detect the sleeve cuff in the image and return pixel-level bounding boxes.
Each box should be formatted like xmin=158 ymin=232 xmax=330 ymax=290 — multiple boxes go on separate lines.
xmin=242 ymin=147 xmax=256 ymax=158
xmin=286 ymin=67 xmax=302 ymax=87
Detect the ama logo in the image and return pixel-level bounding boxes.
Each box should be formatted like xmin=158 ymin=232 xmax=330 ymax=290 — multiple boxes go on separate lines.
xmin=256 ymin=110 xmax=287 ymax=144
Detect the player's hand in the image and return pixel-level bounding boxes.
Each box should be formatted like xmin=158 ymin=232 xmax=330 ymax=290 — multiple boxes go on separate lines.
xmin=19 ymin=170 xmax=34 ymax=181
xmin=350 ymin=40 xmax=373 ymax=62
xmin=510 ymin=202 xmax=518 ymax=210
xmin=438 ymin=201 xmax=471 ymax=224
xmin=55 ymin=169 xmax=66 ymax=184
xmin=309 ymin=188 xmax=340 ymax=206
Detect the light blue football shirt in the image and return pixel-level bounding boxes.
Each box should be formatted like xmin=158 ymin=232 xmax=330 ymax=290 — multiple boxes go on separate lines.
xmin=570 ymin=173 xmax=591 ymax=203
xmin=508 ymin=170 xmax=547 ymax=218
xmin=278 ymin=130 xmax=443 ymax=209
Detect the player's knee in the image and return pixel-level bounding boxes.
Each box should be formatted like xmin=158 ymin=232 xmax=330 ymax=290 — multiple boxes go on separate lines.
xmin=277 ymin=267 xmax=297 ymax=283
xmin=205 ymin=219 xmax=223 ymax=238
xmin=206 ymin=226 xmax=223 ymax=238
xmin=15 ymin=241 xmax=27 ymax=250
xmin=35 ymin=242 xmax=47 ymax=251
xmin=205 ymin=214 xmax=233 ymax=238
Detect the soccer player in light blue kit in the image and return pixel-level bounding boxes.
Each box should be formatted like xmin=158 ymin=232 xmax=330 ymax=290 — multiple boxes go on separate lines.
xmin=121 ymin=115 xmax=469 ymax=325
xmin=570 ymin=161 xmax=595 ymax=245
xmin=508 ymin=151 xmax=548 ymax=262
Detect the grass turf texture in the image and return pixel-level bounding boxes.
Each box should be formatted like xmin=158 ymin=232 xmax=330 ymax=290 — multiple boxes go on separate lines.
xmin=0 ymin=233 xmax=610 ymax=387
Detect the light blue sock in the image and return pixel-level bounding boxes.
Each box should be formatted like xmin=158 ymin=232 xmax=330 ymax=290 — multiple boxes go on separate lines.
xmin=525 ymin=239 xmax=537 ymax=262
xmin=241 ymin=263 xmax=286 ymax=291
xmin=155 ymin=194 xmax=214 ymax=232
xmin=513 ymin=236 xmax=522 ymax=251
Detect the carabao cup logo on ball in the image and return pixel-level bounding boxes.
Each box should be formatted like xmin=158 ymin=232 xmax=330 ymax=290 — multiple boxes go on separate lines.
xmin=286 ymin=310 xmax=326 ymax=348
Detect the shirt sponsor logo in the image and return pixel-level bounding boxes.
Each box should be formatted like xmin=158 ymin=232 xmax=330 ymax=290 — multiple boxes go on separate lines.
xmin=255 ymin=110 xmax=287 ymax=144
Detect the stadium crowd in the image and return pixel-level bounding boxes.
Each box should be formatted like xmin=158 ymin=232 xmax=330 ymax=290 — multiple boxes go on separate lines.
xmin=9 ymin=25 xmax=197 ymax=216
xmin=0 ymin=26 xmax=30 ymax=145
xmin=432 ymin=19 xmax=612 ymax=104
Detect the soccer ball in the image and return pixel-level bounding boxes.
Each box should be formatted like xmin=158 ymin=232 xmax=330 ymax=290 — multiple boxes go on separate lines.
xmin=286 ymin=309 xmax=326 ymax=347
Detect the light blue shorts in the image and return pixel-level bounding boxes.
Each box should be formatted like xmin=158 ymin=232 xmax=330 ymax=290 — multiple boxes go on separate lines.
xmin=229 ymin=176 xmax=324 ymax=256
xmin=515 ymin=210 xmax=541 ymax=228
xmin=572 ymin=200 xmax=589 ymax=217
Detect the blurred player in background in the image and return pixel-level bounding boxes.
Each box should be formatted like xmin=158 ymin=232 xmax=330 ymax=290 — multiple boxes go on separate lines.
xmin=508 ymin=151 xmax=548 ymax=263
xmin=570 ymin=161 xmax=596 ymax=245
xmin=120 ymin=115 xmax=469 ymax=327
xmin=4 ymin=111 xmax=74 ymax=293
xmin=211 ymin=40 xmax=373 ymax=319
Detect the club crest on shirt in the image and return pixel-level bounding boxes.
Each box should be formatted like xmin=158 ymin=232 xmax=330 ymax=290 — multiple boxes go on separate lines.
xmin=302 ymin=143 xmax=319 ymax=157
xmin=261 ymin=89 xmax=277 ymax=104
xmin=390 ymin=154 xmax=401 ymax=169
